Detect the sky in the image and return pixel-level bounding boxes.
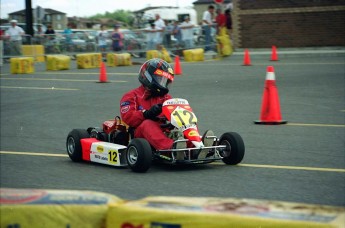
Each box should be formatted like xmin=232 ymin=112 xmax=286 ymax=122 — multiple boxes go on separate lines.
xmin=1 ymin=0 xmax=196 ymax=18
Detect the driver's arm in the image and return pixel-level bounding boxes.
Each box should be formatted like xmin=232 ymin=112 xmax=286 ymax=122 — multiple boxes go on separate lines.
xmin=120 ymin=93 xmax=145 ymax=128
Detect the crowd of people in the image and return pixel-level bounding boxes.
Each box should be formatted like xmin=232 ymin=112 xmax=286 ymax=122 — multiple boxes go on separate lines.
xmin=1 ymin=4 xmax=232 ymax=57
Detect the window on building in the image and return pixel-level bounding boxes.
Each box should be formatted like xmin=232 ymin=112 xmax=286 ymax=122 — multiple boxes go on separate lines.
xmin=46 ymin=15 xmax=51 ymax=22
xmin=57 ymin=15 xmax=61 ymax=20
xmin=57 ymin=24 xmax=62 ymax=29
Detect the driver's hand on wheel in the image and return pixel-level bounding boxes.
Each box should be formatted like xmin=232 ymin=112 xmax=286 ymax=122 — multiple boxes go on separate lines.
xmin=143 ymin=104 xmax=162 ymax=120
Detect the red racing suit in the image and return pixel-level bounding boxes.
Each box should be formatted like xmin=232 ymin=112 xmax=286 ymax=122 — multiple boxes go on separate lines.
xmin=120 ymin=85 xmax=173 ymax=150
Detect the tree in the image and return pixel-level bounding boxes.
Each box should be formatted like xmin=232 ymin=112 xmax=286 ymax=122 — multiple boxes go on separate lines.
xmin=89 ymin=10 xmax=134 ymax=27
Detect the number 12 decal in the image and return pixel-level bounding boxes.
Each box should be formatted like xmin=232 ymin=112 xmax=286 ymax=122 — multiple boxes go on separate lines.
xmin=108 ymin=150 xmax=118 ymax=164
xmin=171 ymin=107 xmax=197 ymax=127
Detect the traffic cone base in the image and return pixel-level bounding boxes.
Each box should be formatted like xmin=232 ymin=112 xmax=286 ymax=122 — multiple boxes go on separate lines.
xmin=254 ymin=120 xmax=287 ymax=125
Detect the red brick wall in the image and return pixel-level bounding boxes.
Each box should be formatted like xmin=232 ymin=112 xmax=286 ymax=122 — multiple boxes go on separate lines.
xmin=239 ymin=11 xmax=345 ymax=47
xmin=233 ymin=0 xmax=345 ymax=47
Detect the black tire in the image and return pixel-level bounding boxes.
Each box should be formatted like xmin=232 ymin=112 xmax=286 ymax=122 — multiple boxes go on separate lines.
xmin=219 ymin=132 xmax=245 ymax=165
xmin=126 ymin=138 xmax=152 ymax=173
xmin=66 ymin=129 xmax=90 ymax=162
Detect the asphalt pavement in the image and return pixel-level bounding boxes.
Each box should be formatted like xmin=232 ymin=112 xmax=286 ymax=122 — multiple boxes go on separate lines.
xmin=0 ymin=48 xmax=344 ymax=206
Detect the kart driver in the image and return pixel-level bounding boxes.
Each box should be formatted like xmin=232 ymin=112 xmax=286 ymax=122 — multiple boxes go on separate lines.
xmin=120 ymin=58 xmax=214 ymax=158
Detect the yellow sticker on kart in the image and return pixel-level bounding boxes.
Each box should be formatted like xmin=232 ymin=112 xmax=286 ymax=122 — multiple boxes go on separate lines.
xmin=170 ymin=106 xmax=197 ymax=128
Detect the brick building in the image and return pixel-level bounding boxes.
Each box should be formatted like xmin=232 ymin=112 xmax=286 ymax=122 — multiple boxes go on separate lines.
xmin=193 ymin=0 xmax=345 ymax=48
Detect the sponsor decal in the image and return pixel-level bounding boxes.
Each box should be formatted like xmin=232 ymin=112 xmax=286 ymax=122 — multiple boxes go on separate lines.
xmin=0 ymin=189 xmax=46 ymax=204
xmin=121 ymin=105 xmax=130 ymax=113
xmin=168 ymin=67 xmax=174 ymax=75
xmin=121 ymin=101 xmax=130 ymax=106
xmin=188 ymin=130 xmax=199 ymax=137
xmin=154 ymin=69 xmax=174 ymax=81
xmin=96 ymin=145 xmax=104 ymax=153
xmin=138 ymin=105 xmax=144 ymax=110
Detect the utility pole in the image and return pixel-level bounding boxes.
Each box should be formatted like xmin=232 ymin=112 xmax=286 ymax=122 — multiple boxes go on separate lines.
xmin=25 ymin=0 xmax=34 ymax=36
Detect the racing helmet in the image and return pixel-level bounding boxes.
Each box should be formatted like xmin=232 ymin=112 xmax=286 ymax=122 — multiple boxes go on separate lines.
xmin=138 ymin=58 xmax=174 ymax=96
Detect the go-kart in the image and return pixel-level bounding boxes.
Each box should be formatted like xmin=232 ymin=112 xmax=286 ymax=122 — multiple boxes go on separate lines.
xmin=66 ymin=98 xmax=245 ymax=172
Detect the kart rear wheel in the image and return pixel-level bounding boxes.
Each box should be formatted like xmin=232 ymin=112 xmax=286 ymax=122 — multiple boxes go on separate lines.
xmin=219 ymin=132 xmax=245 ymax=165
xmin=66 ymin=129 xmax=89 ymax=162
xmin=126 ymin=138 xmax=152 ymax=173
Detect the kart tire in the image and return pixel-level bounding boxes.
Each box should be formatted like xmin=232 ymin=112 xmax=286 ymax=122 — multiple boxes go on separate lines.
xmin=126 ymin=138 xmax=152 ymax=173
xmin=66 ymin=129 xmax=90 ymax=162
xmin=219 ymin=132 xmax=245 ymax=165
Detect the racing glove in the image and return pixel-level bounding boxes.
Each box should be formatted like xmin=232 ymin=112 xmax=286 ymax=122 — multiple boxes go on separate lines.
xmin=143 ymin=104 xmax=162 ymax=120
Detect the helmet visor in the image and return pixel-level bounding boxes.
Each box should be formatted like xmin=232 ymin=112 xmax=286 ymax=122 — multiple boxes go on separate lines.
xmin=152 ymin=69 xmax=174 ymax=88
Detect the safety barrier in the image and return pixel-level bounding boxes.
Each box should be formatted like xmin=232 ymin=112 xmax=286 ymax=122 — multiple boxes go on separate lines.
xmin=10 ymin=57 xmax=35 ymax=74
xmin=76 ymin=53 xmax=102 ymax=69
xmin=46 ymin=55 xmax=71 ymax=71
xmin=183 ymin=48 xmax=205 ymax=62
xmin=146 ymin=48 xmax=172 ymax=63
xmin=107 ymin=53 xmax=132 ymax=67
xmin=1 ymin=188 xmax=344 ymax=228
xmin=0 ymin=188 xmax=122 ymax=228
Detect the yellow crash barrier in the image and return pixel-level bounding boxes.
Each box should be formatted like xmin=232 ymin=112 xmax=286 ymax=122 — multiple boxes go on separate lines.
xmin=107 ymin=196 xmax=345 ymax=228
xmin=183 ymin=48 xmax=204 ymax=62
xmin=77 ymin=53 xmax=102 ymax=69
xmin=46 ymin=55 xmax=71 ymax=71
xmin=22 ymin=45 xmax=45 ymax=62
xmin=146 ymin=48 xmax=172 ymax=63
xmin=10 ymin=57 xmax=35 ymax=74
xmin=107 ymin=53 xmax=132 ymax=67
xmin=0 ymin=188 xmax=123 ymax=228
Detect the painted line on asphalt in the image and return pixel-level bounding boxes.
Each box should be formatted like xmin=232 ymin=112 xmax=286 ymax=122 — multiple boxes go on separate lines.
xmin=36 ymin=72 xmax=137 ymax=75
xmin=0 ymin=78 xmax=127 ymax=83
xmin=0 ymin=86 xmax=79 ymax=91
xmin=1 ymin=151 xmax=344 ymax=173
xmin=286 ymin=123 xmax=345 ymax=128
xmin=0 ymin=151 xmax=68 ymax=157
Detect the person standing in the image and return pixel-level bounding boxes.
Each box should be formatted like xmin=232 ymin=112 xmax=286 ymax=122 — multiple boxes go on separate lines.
xmin=202 ymin=5 xmax=215 ymax=52
xmin=63 ymin=23 xmax=73 ymax=51
xmin=5 ymin=20 xmax=25 ymax=56
xmin=215 ymin=7 xmax=226 ymax=35
xmin=98 ymin=25 xmax=108 ymax=57
xmin=144 ymin=23 xmax=157 ymax=50
xmin=111 ymin=24 xmax=124 ymax=52
xmin=171 ymin=21 xmax=182 ymax=49
xmin=154 ymin=14 xmax=165 ymax=50
xmin=180 ymin=16 xmax=195 ymax=49
xmin=225 ymin=9 xmax=233 ymax=38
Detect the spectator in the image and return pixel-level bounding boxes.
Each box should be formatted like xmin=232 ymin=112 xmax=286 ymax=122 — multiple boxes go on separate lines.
xmin=5 ymin=20 xmax=25 ymax=56
xmin=202 ymin=5 xmax=215 ymax=52
xmin=171 ymin=21 xmax=182 ymax=48
xmin=154 ymin=14 xmax=166 ymax=50
xmin=180 ymin=16 xmax=195 ymax=49
xmin=98 ymin=24 xmax=108 ymax=56
xmin=111 ymin=24 xmax=124 ymax=52
xmin=45 ymin=25 xmax=55 ymax=36
xmin=225 ymin=9 xmax=233 ymax=38
xmin=35 ymin=24 xmax=45 ymax=44
xmin=63 ymin=24 xmax=73 ymax=50
xmin=164 ymin=20 xmax=173 ymax=48
xmin=215 ymin=7 xmax=226 ymax=35
xmin=144 ymin=23 xmax=157 ymax=50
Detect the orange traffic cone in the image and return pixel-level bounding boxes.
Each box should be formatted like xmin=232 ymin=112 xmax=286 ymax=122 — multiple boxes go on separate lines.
xmin=243 ymin=49 xmax=251 ymax=66
xmin=98 ymin=61 xmax=108 ymax=83
xmin=174 ymin=56 xmax=182 ymax=75
xmin=254 ymin=66 xmax=287 ymax=125
xmin=270 ymin=45 xmax=279 ymax=61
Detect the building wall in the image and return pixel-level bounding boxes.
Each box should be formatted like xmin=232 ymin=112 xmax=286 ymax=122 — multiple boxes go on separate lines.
xmin=232 ymin=0 xmax=345 ymax=48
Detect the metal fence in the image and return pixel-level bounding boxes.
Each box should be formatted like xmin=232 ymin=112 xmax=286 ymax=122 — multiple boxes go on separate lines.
xmin=1 ymin=26 xmax=220 ymax=61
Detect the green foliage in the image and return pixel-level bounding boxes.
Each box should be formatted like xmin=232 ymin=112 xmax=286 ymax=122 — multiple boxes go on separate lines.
xmin=89 ymin=10 xmax=134 ymax=26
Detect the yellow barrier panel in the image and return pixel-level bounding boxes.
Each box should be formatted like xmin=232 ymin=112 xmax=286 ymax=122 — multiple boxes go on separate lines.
xmin=46 ymin=55 xmax=71 ymax=71
xmin=107 ymin=53 xmax=132 ymax=67
xmin=216 ymin=27 xmax=233 ymax=56
xmin=10 ymin=57 xmax=35 ymax=74
xmin=183 ymin=48 xmax=204 ymax=62
xmin=146 ymin=48 xmax=172 ymax=63
xmin=22 ymin=45 xmax=45 ymax=62
xmin=0 ymin=188 xmax=123 ymax=228
xmin=107 ymin=197 xmax=345 ymax=227
xmin=77 ymin=53 xmax=102 ymax=69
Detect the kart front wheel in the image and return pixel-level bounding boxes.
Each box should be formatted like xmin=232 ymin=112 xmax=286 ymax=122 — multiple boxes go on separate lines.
xmin=126 ymin=138 xmax=152 ymax=173
xmin=66 ymin=129 xmax=89 ymax=162
xmin=219 ymin=132 xmax=245 ymax=165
